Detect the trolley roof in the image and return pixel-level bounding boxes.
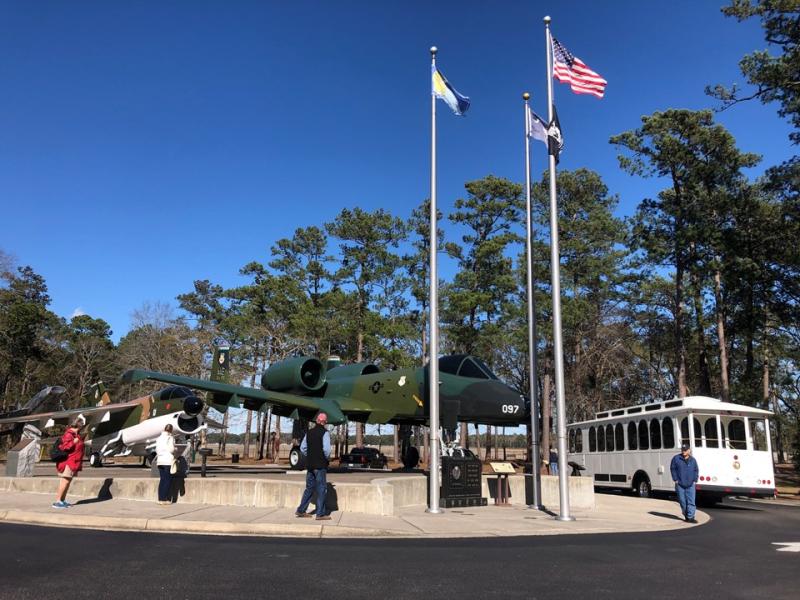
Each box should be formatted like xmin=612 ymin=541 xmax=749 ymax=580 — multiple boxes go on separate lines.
xmin=569 ymin=396 xmax=772 ymax=427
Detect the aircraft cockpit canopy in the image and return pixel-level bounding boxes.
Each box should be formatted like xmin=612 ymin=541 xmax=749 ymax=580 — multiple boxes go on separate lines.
xmin=439 ymin=355 xmax=499 ymax=380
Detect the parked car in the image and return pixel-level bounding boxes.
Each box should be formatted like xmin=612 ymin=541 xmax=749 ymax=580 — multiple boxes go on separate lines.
xmin=339 ymin=447 xmax=389 ymax=470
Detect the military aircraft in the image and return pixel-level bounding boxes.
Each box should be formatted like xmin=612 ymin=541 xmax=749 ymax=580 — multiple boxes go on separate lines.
xmin=121 ymin=353 xmax=528 ymax=468
xmin=0 ymin=346 xmax=232 ymax=467
xmin=0 ymin=381 xmax=208 ymax=466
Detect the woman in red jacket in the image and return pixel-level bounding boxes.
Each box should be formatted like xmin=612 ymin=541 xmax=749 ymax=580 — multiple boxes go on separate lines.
xmin=53 ymin=417 xmax=85 ymax=509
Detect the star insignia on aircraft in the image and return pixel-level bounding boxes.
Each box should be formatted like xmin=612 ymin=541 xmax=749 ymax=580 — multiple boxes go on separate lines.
xmin=370 ymin=381 xmax=383 ymax=394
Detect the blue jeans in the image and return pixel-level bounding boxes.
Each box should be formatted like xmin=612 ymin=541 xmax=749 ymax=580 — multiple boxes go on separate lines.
xmin=676 ymin=484 xmax=696 ymax=519
xmin=296 ymin=469 xmax=327 ymax=517
xmin=158 ymin=466 xmax=173 ymax=502
xmin=550 ymin=462 xmax=559 ymax=476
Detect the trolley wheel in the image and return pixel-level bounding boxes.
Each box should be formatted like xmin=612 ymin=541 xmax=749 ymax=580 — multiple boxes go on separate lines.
xmin=633 ymin=475 xmax=652 ymax=498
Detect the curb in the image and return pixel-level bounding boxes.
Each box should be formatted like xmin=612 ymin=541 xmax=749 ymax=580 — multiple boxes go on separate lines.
xmin=0 ymin=507 xmax=706 ymax=539
xmin=0 ymin=509 xmax=416 ymax=539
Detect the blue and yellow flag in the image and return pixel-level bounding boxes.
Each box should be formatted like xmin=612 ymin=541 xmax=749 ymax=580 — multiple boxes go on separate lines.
xmin=432 ymin=65 xmax=470 ymax=116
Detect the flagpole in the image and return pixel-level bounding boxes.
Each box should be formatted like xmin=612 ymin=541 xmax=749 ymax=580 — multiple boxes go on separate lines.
xmin=523 ymin=92 xmax=544 ymax=511
xmin=427 ymin=45 xmax=442 ymax=514
xmin=544 ymin=15 xmax=574 ymax=521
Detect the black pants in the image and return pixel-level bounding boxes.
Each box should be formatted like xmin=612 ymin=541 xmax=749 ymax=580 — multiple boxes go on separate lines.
xmin=158 ymin=465 xmax=173 ymax=502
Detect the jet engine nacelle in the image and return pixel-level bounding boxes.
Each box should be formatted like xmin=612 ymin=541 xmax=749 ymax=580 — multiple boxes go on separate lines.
xmin=261 ymin=356 xmax=325 ymax=394
xmin=325 ymin=362 xmax=381 ymax=380
xmin=120 ymin=411 xmax=205 ymax=446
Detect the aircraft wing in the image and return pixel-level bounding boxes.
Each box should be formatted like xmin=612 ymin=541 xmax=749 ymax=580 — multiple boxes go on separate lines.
xmin=0 ymin=403 xmax=140 ymax=430
xmin=205 ymin=417 xmax=227 ymax=430
xmin=121 ymin=369 xmax=347 ymax=424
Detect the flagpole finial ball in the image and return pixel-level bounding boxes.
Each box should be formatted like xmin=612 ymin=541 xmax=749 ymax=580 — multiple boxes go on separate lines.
xmin=544 ymin=15 xmax=551 ymax=24
xmin=523 ymin=92 xmax=530 ymax=101
xmin=430 ymin=46 xmax=438 ymax=55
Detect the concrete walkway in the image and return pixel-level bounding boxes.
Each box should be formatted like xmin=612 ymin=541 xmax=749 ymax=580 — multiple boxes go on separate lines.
xmin=0 ymin=489 xmax=708 ymax=538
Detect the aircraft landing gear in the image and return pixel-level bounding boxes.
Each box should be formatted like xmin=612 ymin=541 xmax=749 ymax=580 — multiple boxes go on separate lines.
xmin=289 ymin=445 xmax=306 ymax=470
xmin=89 ymin=452 xmax=103 ymax=468
xmin=399 ymin=424 xmax=420 ymax=470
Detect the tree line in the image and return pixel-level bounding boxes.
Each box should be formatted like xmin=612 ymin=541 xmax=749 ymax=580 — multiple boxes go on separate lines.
xmin=1 ymin=1 xmax=797 ymax=463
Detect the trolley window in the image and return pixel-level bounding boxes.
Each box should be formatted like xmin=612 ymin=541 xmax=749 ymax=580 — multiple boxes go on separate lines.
xmin=589 ymin=427 xmax=597 ymax=452
xmin=598 ymin=426 xmax=606 ymax=452
xmin=605 ymin=424 xmax=614 ymax=452
xmin=704 ymin=418 xmax=719 ymax=448
xmin=615 ymin=423 xmax=624 ymax=450
xmin=575 ymin=428 xmax=583 ymax=453
xmin=727 ymin=419 xmax=747 ymax=450
xmin=750 ymin=419 xmax=767 ymax=451
xmin=650 ymin=419 xmax=662 ymax=449
xmin=638 ymin=420 xmax=649 ymax=450
xmin=662 ymin=417 xmax=675 ymax=449
xmin=627 ymin=422 xmax=638 ymax=450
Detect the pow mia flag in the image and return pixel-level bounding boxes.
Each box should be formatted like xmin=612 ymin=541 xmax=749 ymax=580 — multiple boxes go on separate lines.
xmin=527 ymin=104 xmax=564 ymax=164
xmin=547 ymin=105 xmax=564 ymax=163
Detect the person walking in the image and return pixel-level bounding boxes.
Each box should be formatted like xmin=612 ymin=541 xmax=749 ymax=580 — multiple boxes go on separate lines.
xmin=53 ymin=417 xmax=85 ymax=509
xmin=155 ymin=424 xmax=177 ymax=505
xmin=549 ymin=447 xmax=559 ymax=476
xmin=295 ymin=413 xmax=331 ymax=521
xmin=670 ymin=443 xmax=699 ymax=523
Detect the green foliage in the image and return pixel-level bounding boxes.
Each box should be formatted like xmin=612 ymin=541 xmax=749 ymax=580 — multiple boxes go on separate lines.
xmin=442 ymin=175 xmax=523 ymax=358
xmin=708 ymin=0 xmax=800 ymax=144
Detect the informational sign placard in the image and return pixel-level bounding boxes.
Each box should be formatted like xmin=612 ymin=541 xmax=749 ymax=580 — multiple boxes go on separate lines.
xmin=489 ymin=462 xmax=516 ymax=474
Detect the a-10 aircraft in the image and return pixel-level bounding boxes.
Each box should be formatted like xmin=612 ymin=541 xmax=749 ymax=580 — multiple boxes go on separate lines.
xmin=0 ymin=348 xmax=232 ymax=467
xmin=122 ymin=353 xmax=528 ymax=468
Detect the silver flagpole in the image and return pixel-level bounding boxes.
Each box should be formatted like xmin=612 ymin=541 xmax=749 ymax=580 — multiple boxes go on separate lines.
xmin=544 ymin=15 xmax=574 ymax=521
xmin=523 ymin=92 xmax=544 ymax=510
xmin=427 ymin=45 xmax=442 ymax=514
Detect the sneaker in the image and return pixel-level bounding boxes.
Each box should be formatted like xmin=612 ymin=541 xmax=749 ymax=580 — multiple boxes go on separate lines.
xmin=315 ymin=515 xmax=332 ymax=521
xmin=51 ymin=501 xmax=68 ymax=509
xmin=295 ymin=512 xmax=312 ymax=518
xmin=688 ymin=518 xmax=698 ymax=524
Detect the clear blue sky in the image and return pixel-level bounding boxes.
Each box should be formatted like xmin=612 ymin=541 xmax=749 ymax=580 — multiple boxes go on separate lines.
xmin=1 ymin=1 xmax=794 ymax=343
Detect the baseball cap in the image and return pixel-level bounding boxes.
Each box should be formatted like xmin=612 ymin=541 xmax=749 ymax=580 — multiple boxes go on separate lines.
xmin=680 ymin=443 xmax=690 ymax=451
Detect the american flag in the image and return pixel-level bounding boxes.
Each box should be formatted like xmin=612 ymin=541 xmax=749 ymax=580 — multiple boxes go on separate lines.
xmin=551 ymin=37 xmax=607 ymax=99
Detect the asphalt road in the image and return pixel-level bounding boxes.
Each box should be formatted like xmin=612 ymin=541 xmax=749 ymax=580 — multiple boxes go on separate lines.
xmin=0 ymin=499 xmax=797 ymax=600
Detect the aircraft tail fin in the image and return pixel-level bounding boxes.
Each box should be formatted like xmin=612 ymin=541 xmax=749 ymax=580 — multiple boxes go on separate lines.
xmin=90 ymin=381 xmax=111 ymax=406
xmin=208 ymin=340 xmax=232 ymax=411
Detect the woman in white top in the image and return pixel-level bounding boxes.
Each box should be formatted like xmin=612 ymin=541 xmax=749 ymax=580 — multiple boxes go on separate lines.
xmin=155 ymin=424 xmax=176 ymax=504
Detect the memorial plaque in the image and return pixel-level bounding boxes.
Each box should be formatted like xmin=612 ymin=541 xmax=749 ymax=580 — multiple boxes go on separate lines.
xmin=439 ymin=455 xmax=487 ymax=508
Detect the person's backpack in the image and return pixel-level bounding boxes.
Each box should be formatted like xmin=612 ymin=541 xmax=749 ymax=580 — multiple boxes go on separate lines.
xmin=49 ymin=436 xmax=69 ymax=463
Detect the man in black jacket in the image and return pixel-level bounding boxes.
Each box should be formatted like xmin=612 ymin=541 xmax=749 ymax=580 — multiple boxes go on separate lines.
xmin=295 ymin=412 xmax=332 ymax=521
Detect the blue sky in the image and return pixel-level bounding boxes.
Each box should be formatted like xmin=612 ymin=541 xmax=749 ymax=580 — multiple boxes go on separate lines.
xmin=1 ymin=1 xmax=794 ymax=343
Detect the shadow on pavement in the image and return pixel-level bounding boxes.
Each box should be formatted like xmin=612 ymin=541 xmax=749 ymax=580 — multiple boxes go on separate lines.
xmin=648 ymin=511 xmax=684 ymax=521
xmin=74 ymin=478 xmax=113 ymax=505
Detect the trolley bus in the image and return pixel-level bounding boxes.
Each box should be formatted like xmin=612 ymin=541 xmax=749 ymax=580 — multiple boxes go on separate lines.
xmin=566 ymin=396 xmax=775 ymax=503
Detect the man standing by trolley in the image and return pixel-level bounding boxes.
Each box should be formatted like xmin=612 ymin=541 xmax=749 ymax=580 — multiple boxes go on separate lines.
xmin=295 ymin=412 xmax=331 ymax=521
xmin=671 ymin=443 xmax=699 ymax=523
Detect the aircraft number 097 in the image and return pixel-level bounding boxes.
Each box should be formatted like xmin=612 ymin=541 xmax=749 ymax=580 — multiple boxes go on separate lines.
xmin=501 ymin=404 xmax=519 ymax=414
